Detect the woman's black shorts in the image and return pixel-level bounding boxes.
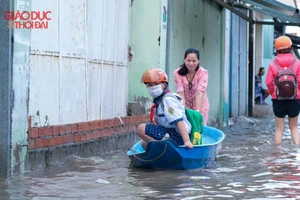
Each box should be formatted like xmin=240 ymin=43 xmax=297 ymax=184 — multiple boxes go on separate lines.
xmin=272 ymin=99 xmax=300 ymax=118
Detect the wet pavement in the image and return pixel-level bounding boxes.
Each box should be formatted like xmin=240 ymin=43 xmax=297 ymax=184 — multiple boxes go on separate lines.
xmin=2 ymin=107 xmax=300 ymax=199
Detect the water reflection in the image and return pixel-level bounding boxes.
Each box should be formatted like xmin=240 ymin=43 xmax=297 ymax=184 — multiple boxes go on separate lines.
xmin=0 ymin=177 xmax=9 ymax=200
xmin=262 ymin=149 xmax=300 ymax=199
xmin=1 ymin=116 xmax=300 ymax=199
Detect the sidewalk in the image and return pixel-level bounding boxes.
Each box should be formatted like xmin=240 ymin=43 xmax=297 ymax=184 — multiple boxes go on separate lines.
xmin=253 ymin=104 xmax=273 ymax=117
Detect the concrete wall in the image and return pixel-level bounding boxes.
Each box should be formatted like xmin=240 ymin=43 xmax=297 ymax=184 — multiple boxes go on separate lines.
xmin=255 ymin=25 xmax=264 ymax=75
xmin=0 ymin=0 xmax=12 ymax=177
xmin=10 ymin=0 xmax=32 ymax=175
xmin=128 ymin=0 xmax=228 ymax=127
xmin=263 ymin=25 xmax=275 ymax=105
xmin=127 ymin=0 xmax=162 ymax=116
xmin=169 ymin=0 xmax=224 ymax=126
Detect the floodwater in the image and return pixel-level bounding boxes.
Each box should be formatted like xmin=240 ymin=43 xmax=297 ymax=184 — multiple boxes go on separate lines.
xmin=2 ymin=115 xmax=300 ymax=200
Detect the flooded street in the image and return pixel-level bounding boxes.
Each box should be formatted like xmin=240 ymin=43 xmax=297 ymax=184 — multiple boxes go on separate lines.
xmin=2 ymin=114 xmax=300 ymax=199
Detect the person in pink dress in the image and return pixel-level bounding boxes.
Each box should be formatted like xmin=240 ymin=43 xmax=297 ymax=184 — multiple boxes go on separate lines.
xmin=173 ymin=48 xmax=210 ymax=125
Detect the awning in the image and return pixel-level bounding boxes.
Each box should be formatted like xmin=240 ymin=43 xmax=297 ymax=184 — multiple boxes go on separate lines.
xmin=213 ymin=0 xmax=300 ymax=26
xmin=286 ymin=33 xmax=300 ymax=48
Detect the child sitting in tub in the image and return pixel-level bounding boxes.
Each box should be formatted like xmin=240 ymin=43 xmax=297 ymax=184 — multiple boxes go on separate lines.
xmin=137 ymin=68 xmax=193 ymax=150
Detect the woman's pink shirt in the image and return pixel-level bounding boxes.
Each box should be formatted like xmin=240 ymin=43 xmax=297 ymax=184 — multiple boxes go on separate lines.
xmin=174 ymin=66 xmax=210 ymax=125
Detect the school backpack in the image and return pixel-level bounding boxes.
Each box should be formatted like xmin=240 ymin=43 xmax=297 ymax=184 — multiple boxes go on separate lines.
xmin=161 ymin=93 xmax=203 ymax=145
xmin=274 ymin=59 xmax=297 ymax=100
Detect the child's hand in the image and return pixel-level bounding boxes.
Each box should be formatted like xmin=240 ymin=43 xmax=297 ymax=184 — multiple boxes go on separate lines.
xmin=153 ymin=115 xmax=158 ymax=125
xmin=151 ymin=115 xmax=158 ymax=125
xmin=184 ymin=141 xmax=193 ymax=148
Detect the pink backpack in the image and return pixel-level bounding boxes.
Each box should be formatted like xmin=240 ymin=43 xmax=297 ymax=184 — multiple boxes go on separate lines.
xmin=274 ymin=59 xmax=297 ymax=100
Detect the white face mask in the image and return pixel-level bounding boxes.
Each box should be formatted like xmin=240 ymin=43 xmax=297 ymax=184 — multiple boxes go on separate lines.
xmin=147 ymin=84 xmax=164 ymax=98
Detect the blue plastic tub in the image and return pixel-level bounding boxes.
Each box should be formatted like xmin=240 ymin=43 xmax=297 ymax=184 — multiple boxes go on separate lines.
xmin=127 ymin=126 xmax=225 ymax=170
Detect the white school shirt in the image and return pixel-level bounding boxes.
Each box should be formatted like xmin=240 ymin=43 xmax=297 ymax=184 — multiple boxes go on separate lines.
xmin=156 ymin=95 xmax=191 ymax=134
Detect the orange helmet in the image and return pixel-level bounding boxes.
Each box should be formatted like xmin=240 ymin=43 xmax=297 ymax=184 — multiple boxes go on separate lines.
xmin=141 ymin=69 xmax=168 ymax=84
xmin=275 ymin=36 xmax=292 ymax=51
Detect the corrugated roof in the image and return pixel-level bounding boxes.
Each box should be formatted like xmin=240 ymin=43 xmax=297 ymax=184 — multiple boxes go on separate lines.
xmin=237 ymin=0 xmax=300 ymax=23
xmin=214 ymin=0 xmax=300 ymax=26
